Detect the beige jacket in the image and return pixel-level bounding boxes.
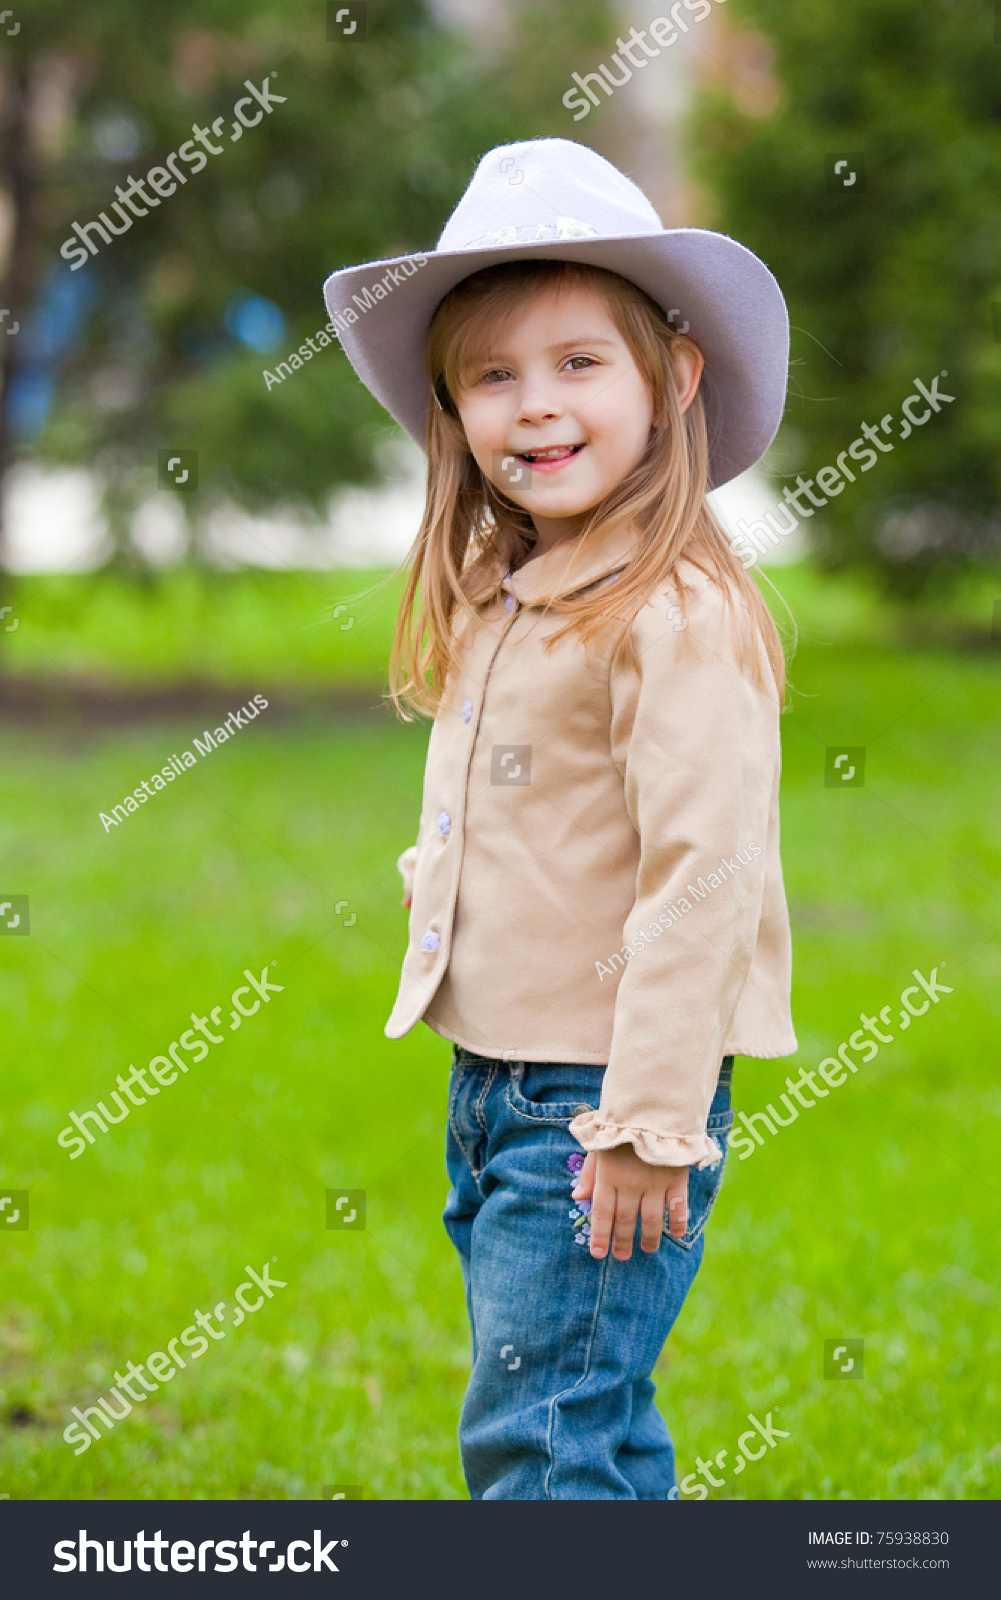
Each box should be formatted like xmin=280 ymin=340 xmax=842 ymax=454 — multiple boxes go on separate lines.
xmin=386 ymin=520 xmax=797 ymax=1168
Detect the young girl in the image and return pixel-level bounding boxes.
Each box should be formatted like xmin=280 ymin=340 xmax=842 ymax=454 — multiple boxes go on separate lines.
xmin=323 ymin=138 xmax=796 ymax=1500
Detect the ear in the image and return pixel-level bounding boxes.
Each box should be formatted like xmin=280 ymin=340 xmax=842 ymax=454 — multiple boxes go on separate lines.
xmin=674 ymin=343 xmax=704 ymax=415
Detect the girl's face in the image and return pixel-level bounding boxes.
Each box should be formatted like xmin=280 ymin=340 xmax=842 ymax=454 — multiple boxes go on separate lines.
xmin=454 ymin=282 xmax=701 ymax=541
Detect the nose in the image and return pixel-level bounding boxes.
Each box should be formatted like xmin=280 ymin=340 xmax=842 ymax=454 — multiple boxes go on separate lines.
xmin=516 ymin=377 xmax=562 ymax=427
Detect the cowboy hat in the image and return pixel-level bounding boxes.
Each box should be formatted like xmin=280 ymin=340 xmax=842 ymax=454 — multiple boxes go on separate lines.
xmin=322 ymin=137 xmax=788 ymax=489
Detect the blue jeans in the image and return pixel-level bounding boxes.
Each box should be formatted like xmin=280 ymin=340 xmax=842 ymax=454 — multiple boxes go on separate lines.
xmin=443 ymin=1048 xmax=734 ymax=1500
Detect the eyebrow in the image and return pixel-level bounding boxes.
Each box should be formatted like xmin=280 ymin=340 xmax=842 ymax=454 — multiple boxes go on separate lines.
xmin=479 ymin=336 xmax=618 ymax=362
xmin=547 ymin=336 xmax=617 ymax=351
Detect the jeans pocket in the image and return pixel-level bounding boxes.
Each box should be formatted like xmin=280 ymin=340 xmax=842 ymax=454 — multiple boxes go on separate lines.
xmin=663 ymin=1107 xmax=734 ymax=1253
xmin=506 ymin=1062 xmax=605 ymax=1124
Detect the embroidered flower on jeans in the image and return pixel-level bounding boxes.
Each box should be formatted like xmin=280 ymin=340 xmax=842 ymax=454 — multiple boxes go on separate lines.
xmin=566 ymin=1152 xmax=591 ymax=1244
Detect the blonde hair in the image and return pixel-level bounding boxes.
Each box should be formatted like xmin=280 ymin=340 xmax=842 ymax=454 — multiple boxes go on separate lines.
xmin=389 ymin=258 xmax=788 ymax=718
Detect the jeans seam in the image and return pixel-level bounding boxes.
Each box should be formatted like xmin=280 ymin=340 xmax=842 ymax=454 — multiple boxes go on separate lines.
xmin=507 ymin=1101 xmax=581 ymax=1125
xmin=663 ymin=1145 xmax=730 ymax=1252
xmin=473 ymin=1064 xmax=497 ymax=1138
xmin=505 ymin=1074 xmax=598 ymax=1125
xmin=542 ymin=1250 xmax=610 ymax=1500
xmin=448 ymin=1063 xmax=479 ymax=1180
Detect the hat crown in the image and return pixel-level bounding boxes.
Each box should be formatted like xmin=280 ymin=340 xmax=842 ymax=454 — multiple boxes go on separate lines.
xmin=437 ymin=138 xmax=664 ymax=254
xmin=323 ymin=136 xmax=789 ymax=490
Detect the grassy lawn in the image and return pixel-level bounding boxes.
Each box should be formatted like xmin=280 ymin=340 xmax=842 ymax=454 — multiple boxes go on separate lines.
xmin=0 ymin=567 xmax=405 ymax=690
xmin=1 ymin=561 xmax=999 ymax=1499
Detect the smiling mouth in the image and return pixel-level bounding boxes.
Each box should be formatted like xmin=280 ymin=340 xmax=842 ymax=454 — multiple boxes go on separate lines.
xmin=515 ymin=444 xmax=585 ymax=469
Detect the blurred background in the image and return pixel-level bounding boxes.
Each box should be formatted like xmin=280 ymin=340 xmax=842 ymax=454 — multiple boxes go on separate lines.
xmin=2 ymin=0 xmax=999 ymax=1501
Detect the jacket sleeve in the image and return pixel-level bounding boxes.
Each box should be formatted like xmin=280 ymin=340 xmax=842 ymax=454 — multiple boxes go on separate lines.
xmin=568 ymin=576 xmax=784 ymax=1168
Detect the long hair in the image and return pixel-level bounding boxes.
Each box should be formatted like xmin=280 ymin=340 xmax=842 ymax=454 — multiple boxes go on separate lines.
xmin=389 ymin=258 xmax=788 ymax=718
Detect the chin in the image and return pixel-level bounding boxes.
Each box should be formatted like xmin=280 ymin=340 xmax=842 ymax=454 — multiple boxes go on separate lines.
xmin=527 ymin=493 xmax=597 ymax=518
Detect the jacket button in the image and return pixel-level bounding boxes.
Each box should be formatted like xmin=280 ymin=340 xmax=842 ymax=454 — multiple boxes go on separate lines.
xmin=462 ymin=697 xmax=473 ymax=724
xmin=572 ymin=1104 xmax=592 ymax=1117
xmin=437 ymin=810 xmax=451 ymax=837
xmin=420 ymin=930 xmax=441 ymax=953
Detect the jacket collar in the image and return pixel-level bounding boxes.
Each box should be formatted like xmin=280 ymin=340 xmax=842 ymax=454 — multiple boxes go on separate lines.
xmin=501 ymin=520 xmax=641 ymax=607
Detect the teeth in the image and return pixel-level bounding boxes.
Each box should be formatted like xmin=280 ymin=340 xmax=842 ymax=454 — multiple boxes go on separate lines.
xmin=522 ymin=445 xmax=581 ymax=461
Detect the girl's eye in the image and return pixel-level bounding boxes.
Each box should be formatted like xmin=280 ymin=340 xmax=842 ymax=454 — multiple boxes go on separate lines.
xmin=479 ymin=367 xmax=513 ymax=385
xmin=563 ymin=355 xmax=598 ymax=372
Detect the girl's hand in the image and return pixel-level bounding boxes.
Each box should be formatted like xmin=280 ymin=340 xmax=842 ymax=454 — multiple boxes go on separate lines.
xmin=572 ymin=1146 xmax=689 ymax=1260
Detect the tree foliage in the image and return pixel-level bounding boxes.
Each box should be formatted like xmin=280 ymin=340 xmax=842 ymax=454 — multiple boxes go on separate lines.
xmin=693 ymin=0 xmax=1001 ymax=594
xmin=0 ymin=0 xmax=615 ymax=566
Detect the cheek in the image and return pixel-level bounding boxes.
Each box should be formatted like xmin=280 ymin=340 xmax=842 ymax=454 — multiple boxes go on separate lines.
xmin=455 ymin=408 xmax=503 ymax=477
xmin=581 ymin=382 xmax=653 ymax=458
xmin=456 ymin=395 xmax=504 ymax=451
xmin=450 ymin=410 xmax=480 ymax=465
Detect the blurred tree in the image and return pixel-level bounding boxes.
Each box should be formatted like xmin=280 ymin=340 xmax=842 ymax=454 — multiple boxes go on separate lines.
xmin=693 ymin=0 xmax=1001 ymax=596
xmin=0 ymin=0 xmax=615 ymax=574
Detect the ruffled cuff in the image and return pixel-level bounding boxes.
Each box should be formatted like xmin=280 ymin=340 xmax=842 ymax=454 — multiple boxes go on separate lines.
xmin=396 ymin=844 xmax=418 ymax=898
xmin=568 ymin=1110 xmax=722 ymax=1170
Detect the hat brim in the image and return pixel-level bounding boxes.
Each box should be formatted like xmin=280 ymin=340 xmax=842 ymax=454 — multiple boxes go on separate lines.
xmin=322 ymin=229 xmax=788 ymax=490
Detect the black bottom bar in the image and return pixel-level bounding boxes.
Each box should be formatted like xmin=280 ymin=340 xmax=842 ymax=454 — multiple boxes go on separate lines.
xmin=3 ymin=1499 xmax=989 ymax=1594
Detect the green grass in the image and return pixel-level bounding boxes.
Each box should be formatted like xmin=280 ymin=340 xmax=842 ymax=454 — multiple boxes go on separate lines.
xmin=3 ymin=554 xmax=999 ymax=691
xmin=1 ymin=563 xmax=999 ymax=1499
xmin=0 ymin=567 xmax=404 ymax=689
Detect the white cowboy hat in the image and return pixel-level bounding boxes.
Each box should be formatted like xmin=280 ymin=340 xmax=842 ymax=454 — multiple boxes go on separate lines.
xmin=322 ymin=137 xmax=788 ymax=489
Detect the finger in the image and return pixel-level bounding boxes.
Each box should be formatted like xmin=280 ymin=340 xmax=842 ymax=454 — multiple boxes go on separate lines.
xmin=571 ymin=1150 xmax=596 ymax=1199
xmin=665 ymin=1172 xmax=689 ymax=1239
xmin=639 ymin=1187 xmax=666 ymax=1253
xmin=611 ymin=1188 xmax=639 ymax=1260
xmin=588 ymin=1172 xmax=616 ymax=1259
